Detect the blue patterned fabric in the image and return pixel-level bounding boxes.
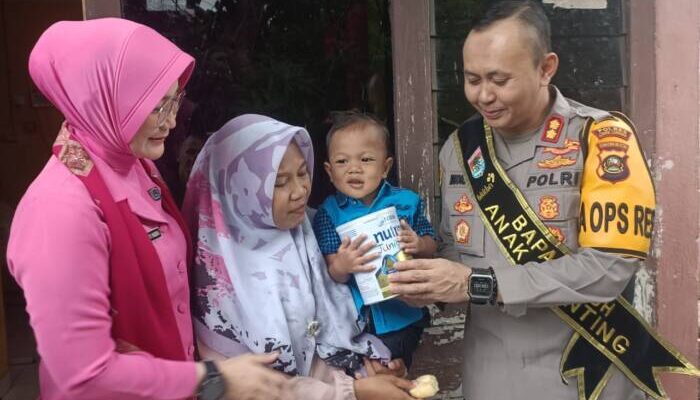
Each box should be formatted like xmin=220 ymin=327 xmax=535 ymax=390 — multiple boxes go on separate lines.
xmin=311 ymin=181 xmax=435 ymax=334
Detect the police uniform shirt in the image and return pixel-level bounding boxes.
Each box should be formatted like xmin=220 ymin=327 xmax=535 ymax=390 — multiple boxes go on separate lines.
xmin=438 ymin=87 xmax=647 ymax=400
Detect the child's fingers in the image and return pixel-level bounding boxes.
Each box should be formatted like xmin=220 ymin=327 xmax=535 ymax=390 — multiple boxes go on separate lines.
xmin=359 ymin=251 xmax=380 ymax=264
xmin=357 ymin=240 xmax=377 ymax=255
xmin=403 ymin=246 xmax=418 ymax=255
xmin=349 ymin=234 xmax=368 ymax=250
xmin=398 ymin=233 xmax=416 ymax=243
xmin=351 ymin=263 xmax=376 ymax=273
xmin=400 ymin=219 xmax=410 ymax=230
xmin=339 ymin=236 xmax=351 ymax=249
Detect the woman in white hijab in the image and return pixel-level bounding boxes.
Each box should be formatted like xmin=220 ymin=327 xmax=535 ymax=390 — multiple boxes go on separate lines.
xmin=183 ymin=114 xmax=416 ymax=400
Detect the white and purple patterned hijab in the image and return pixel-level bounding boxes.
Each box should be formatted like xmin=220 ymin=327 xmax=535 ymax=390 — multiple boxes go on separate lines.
xmin=183 ymin=114 xmax=388 ymax=376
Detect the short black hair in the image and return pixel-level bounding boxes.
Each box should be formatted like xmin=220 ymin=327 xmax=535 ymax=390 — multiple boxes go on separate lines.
xmin=472 ymin=0 xmax=551 ymax=65
xmin=325 ymin=111 xmax=391 ymax=156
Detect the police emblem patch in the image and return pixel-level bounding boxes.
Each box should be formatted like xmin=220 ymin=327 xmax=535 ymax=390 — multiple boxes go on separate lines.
xmin=541 ymin=115 xmax=564 ymax=143
xmin=455 ymin=219 xmax=470 ymax=244
xmin=468 ymin=147 xmax=486 ymax=179
xmin=538 ymin=195 xmax=560 ymax=219
xmin=547 ymin=226 xmax=565 ymax=243
xmin=453 ymin=194 xmax=473 ymax=214
xmin=537 ymin=155 xmax=577 ymax=169
xmin=596 ymin=141 xmax=630 ymax=183
xmin=58 ymin=141 xmax=94 ymax=176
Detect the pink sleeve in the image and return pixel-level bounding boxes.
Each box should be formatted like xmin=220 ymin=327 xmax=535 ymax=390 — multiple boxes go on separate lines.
xmin=197 ymin=342 xmax=356 ymax=400
xmin=286 ymin=356 xmax=357 ymax=400
xmin=6 ymin=193 xmax=198 ymax=399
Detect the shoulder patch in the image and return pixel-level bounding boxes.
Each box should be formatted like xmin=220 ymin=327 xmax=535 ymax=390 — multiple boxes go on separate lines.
xmin=579 ymin=114 xmax=656 ymax=259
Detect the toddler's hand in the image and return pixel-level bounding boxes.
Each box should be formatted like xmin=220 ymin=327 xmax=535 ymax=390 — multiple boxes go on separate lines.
xmin=399 ymin=220 xmax=422 ymax=255
xmin=331 ymin=234 xmax=379 ymax=278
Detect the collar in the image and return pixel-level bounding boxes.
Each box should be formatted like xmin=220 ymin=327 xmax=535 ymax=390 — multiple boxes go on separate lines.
xmin=335 ymin=180 xmax=392 ymax=208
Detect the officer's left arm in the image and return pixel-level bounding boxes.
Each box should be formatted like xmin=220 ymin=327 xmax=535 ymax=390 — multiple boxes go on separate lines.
xmin=495 ymin=115 xmax=655 ymax=316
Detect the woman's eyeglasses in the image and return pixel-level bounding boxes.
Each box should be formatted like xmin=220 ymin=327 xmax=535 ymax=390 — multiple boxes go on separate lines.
xmin=152 ymin=90 xmax=186 ymax=127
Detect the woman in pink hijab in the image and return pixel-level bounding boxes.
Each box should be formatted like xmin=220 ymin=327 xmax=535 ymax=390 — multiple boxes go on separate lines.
xmin=6 ymin=18 xmax=287 ymax=400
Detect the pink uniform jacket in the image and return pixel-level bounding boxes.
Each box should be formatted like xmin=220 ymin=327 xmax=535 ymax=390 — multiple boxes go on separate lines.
xmin=6 ymin=18 xmax=198 ymax=399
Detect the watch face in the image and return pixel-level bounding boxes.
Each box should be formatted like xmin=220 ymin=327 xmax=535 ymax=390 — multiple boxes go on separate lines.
xmin=471 ymin=276 xmax=493 ymax=297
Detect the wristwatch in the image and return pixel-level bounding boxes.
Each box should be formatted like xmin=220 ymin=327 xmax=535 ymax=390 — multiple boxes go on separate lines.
xmin=197 ymin=360 xmax=226 ymax=400
xmin=468 ymin=267 xmax=498 ymax=305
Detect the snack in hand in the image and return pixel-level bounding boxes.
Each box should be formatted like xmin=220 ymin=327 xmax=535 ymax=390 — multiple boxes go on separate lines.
xmin=409 ymin=374 xmax=439 ymax=398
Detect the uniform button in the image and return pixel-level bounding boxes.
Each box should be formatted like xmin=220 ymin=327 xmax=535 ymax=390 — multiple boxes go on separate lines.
xmin=177 ymin=261 xmax=186 ymax=273
xmin=177 ymin=303 xmax=186 ymax=314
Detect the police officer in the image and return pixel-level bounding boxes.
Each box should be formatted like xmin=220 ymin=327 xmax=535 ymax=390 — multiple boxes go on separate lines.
xmin=389 ymin=1 xmax=656 ymax=399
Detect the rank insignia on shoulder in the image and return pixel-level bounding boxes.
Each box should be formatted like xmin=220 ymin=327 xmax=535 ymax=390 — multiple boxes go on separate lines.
xmin=453 ymin=194 xmax=473 ymax=214
xmin=538 ymin=195 xmax=560 ymax=219
xmin=541 ymin=115 xmax=564 ymax=143
xmin=468 ymin=147 xmax=486 ymax=179
xmin=537 ymin=155 xmax=577 ymax=169
xmin=455 ymin=219 xmax=471 ymax=244
xmin=543 ymin=139 xmax=580 ymax=156
xmin=148 ymin=187 xmax=162 ymax=201
xmin=547 ymin=225 xmax=565 ymax=243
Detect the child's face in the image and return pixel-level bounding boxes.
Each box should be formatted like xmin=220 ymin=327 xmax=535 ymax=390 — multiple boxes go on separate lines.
xmin=324 ymin=124 xmax=393 ymax=205
xmin=272 ymin=141 xmax=311 ymax=230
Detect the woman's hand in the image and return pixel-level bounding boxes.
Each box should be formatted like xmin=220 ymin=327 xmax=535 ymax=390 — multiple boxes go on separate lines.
xmin=354 ymin=375 xmax=416 ymax=400
xmin=362 ymin=357 xmax=408 ymax=378
xmin=217 ymin=352 xmax=289 ymax=400
xmin=327 ymin=234 xmax=379 ymax=283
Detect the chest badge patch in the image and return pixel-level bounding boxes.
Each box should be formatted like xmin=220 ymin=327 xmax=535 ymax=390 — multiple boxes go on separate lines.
xmin=547 ymin=226 xmax=566 ymax=243
xmin=467 ymin=147 xmax=486 ymax=179
xmin=455 ymin=219 xmax=471 ymax=244
xmin=453 ymin=194 xmax=473 ymax=214
xmin=541 ymin=115 xmax=564 ymax=143
xmin=543 ymin=139 xmax=580 ymax=156
xmin=538 ymin=195 xmax=560 ymax=219
xmin=538 ymin=155 xmax=577 ymax=169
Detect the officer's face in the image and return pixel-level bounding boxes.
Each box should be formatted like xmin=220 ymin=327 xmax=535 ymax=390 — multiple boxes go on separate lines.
xmin=462 ymin=18 xmax=558 ymax=137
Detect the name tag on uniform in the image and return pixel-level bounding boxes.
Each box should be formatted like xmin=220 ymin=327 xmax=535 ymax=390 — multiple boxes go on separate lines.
xmin=147 ymin=228 xmax=162 ymax=241
xmin=449 ymin=174 xmax=466 ymax=185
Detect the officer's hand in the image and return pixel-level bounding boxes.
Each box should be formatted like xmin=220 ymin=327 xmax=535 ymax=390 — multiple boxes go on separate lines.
xmin=217 ymin=352 xmax=289 ymax=400
xmin=327 ymin=234 xmax=379 ymax=283
xmin=389 ymin=258 xmax=471 ymax=304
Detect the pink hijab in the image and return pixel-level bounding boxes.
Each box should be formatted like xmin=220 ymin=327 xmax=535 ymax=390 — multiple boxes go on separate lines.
xmin=28 ymin=18 xmax=194 ymax=217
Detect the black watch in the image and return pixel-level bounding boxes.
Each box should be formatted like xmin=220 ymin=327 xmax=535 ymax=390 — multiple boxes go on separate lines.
xmin=197 ymin=360 xmax=226 ymax=400
xmin=468 ymin=267 xmax=498 ymax=305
